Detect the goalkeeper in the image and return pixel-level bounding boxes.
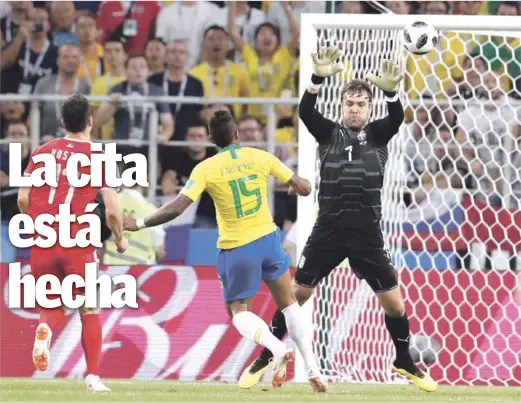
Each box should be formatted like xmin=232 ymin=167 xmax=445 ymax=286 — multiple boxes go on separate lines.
xmin=239 ymin=45 xmax=438 ymax=392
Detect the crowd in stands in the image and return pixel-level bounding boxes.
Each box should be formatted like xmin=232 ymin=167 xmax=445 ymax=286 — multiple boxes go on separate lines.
xmin=1 ymin=1 xmax=520 ymax=244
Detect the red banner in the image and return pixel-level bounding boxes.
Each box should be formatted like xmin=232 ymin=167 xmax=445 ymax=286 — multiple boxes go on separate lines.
xmin=0 ymin=264 xmax=520 ymax=386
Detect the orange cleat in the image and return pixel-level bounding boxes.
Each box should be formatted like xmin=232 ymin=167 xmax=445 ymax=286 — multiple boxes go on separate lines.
xmin=272 ymin=349 xmax=294 ymax=388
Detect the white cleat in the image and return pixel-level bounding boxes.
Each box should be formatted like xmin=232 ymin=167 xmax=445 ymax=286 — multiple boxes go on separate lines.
xmin=85 ymin=374 xmax=111 ymax=392
xmin=272 ymin=349 xmax=295 ymax=388
xmin=33 ymin=323 xmax=52 ymax=371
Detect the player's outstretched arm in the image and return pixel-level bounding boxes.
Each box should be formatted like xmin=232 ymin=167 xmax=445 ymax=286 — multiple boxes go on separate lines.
xmin=299 ymin=45 xmax=344 ymax=143
xmin=287 ymin=174 xmax=311 ymax=196
xmin=123 ymin=194 xmax=193 ymax=231
xmin=101 ymin=188 xmax=128 ymax=253
xmin=365 ymin=60 xmax=405 ymax=144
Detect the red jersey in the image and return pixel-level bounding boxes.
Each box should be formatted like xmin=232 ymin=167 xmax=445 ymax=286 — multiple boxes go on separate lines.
xmin=24 ymin=137 xmax=111 ymax=240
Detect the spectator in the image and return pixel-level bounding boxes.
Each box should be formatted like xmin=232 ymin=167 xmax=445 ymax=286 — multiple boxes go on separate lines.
xmin=144 ymin=37 xmax=166 ymax=75
xmin=455 ymin=71 xmax=521 ymax=202
xmin=448 ymin=55 xmax=487 ymax=101
xmin=94 ymin=54 xmax=174 ymax=158
xmin=0 ymin=1 xmax=31 ymax=45
xmin=148 ymin=40 xmax=204 ymax=141
xmin=49 ymin=1 xmax=78 ymax=47
xmin=218 ymin=1 xmax=265 ymax=61
xmin=474 ymin=1 xmax=521 ymax=95
xmin=275 ymin=111 xmax=298 ymax=161
xmin=190 ymin=26 xmax=249 ymax=119
xmin=97 ymin=1 xmax=160 ymax=55
xmin=76 ymin=12 xmax=105 ymax=86
xmin=156 ymin=0 xmax=220 ymax=68
xmin=0 ymin=7 xmax=58 ymax=95
xmin=237 ymin=115 xmax=264 ymax=146
xmin=266 ymin=1 xmax=325 ymax=46
xmin=33 ymin=44 xmax=90 ymax=138
xmin=454 ymin=1 xmax=486 ymax=15
xmin=228 ymin=3 xmax=298 ymax=121
xmin=160 ymin=119 xmax=217 ymax=228
xmin=383 ymin=1 xmax=412 ymax=14
xmin=0 ymin=99 xmax=28 ymax=137
xmin=405 ymin=1 xmax=469 ymax=99
xmin=90 ymin=39 xmax=127 ymax=140
xmin=421 ymin=1 xmax=451 ymax=14
xmin=0 ymin=121 xmax=30 ymax=263
xmin=337 ymin=1 xmax=364 ymax=13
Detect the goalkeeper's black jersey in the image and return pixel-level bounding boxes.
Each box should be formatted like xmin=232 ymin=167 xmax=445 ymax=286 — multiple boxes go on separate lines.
xmin=299 ymin=90 xmax=404 ymax=227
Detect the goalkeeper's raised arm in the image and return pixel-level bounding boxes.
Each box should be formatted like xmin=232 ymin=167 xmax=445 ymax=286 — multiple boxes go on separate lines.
xmin=299 ymin=44 xmax=404 ymax=145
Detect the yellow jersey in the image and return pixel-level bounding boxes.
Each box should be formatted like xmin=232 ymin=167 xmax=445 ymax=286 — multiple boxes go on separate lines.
xmin=240 ymin=43 xmax=294 ymax=119
xmin=189 ymin=61 xmax=250 ymax=118
xmin=77 ymin=43 xmax=108 ymax=85
xmin=180 ymin=145 xmax=294 ymax=249
xmin=90 ymin=73 xmax=126 ymax=139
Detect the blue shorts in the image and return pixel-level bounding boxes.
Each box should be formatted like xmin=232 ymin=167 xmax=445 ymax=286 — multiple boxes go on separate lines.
xmin=216 ymin=229 xmax=290 ymax=302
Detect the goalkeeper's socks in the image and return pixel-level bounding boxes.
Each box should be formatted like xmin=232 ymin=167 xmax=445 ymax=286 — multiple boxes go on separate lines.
xmin=256 ymin=309 xmax=289 ymax=364
xmin=232 ymin=311 xmax=287 ymax=357
xmin=385 ymin=313 xmax=411 ymax=357
xmin=81 ymin=313 xmax=102 ymax=376
xmin=282 ymin=303 xmax=320 ymax=375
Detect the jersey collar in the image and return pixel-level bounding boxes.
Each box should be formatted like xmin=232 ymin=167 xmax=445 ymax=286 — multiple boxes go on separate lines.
xmin=219 ymin=144 xmax=242 ymax=153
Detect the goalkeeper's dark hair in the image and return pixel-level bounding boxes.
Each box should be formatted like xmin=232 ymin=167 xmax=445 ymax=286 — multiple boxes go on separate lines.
xmin=341 ymin=79 xmax=373 ymax=103
xmin=208 ymin=110 xmax=237 ymax=148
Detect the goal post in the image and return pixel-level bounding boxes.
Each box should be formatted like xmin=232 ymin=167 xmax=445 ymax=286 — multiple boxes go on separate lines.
xmin=296 ymin=13 xmax=521 ymax=386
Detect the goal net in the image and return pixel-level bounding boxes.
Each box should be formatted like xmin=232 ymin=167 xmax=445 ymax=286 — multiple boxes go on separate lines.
xmin=297 ymin=13 xmax=521 ymax=386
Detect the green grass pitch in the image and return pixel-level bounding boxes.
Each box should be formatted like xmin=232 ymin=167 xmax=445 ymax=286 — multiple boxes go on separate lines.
xmin=1 ymin=378 xmax=520 ymax=402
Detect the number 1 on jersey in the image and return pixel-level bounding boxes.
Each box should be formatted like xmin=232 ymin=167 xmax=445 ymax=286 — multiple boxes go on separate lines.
xmin=48 ymin=164 xmax=75 ymax=204
xmin=345 ymin=145 xmax=353 ymax=161
xmin=228 ymin=175 xmax=262 ymax=219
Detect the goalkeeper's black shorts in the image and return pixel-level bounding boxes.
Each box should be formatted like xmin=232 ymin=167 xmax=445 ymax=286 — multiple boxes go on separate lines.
xmin=294 ymin=220 xmax=398 ymax=293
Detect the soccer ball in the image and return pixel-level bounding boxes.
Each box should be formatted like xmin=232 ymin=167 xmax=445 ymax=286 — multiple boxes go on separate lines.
xmin=402 ymin=21 xmax=439 ymax=55
xmin=409 ymin=334 xmax=441 ymax=365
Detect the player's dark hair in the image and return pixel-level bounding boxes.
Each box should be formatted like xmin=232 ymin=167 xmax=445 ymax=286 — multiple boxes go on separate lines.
xmin=342 ymin=79 xmax=373 ymax=103
xmin=61 ymin=94 xmax=91 ymax=133
xmin=254 ymin=22 xmax=280 ymax=47
xmin=208 ymin=110 xmax=237 ymax=148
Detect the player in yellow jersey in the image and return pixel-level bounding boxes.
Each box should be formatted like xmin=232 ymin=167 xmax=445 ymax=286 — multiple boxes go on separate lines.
xmin=123 ymin=110 xmax=327 ymax=392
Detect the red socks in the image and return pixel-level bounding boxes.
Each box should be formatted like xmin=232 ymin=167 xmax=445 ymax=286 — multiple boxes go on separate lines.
xmin=39 ymin=307 xmax=65 ymax=332
xmin=80 ymin=314 xmax=102 ymax=376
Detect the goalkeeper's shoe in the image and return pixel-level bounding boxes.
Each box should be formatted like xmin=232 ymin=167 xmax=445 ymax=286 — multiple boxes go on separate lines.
xmin=32 ymin=323 xmax=51 ymax=371
xmin=238 ymin=356 xmax=272 ymax=389
xmin=392 ymin=357 xmax=438 ymax=392
xmin=272 ymin=349 xmax=295 ymax=388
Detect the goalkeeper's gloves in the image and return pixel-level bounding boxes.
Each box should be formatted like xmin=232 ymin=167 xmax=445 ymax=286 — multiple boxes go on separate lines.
xmin=311 ymin=45 xmax=344 ymax=83
xmin=366 ymin=59 xmax=404 ymax=93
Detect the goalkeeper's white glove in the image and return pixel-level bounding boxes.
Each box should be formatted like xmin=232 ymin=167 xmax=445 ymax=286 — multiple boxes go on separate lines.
xmin=311 ymin=45 xmax=345 ymax=78
xmin=366 ymin=59 xmax=404 ymax=93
